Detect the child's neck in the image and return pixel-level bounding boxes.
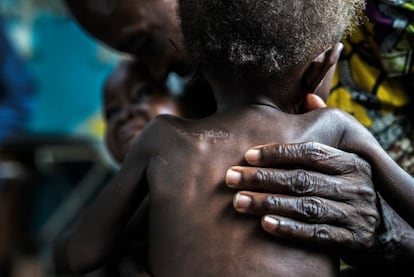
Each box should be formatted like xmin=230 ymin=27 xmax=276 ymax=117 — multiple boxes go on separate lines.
xmin=205 ymin=69 xmax=306 ymax=114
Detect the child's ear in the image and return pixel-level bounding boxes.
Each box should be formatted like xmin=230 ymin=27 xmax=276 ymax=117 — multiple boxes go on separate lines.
xmin=303 ymin=43 xmax=343 ymax=93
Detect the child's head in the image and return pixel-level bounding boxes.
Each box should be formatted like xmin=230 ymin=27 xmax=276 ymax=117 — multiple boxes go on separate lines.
xmin=179 ymin=0 xmax=363 ymax=84
xmin=103 ymin=59 xmax=182 ymax=163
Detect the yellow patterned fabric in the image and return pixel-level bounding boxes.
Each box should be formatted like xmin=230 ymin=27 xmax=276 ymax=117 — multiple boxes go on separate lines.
xmin=328 ymin=0 xmax=413 ymax=153
xmin=328 ymin=22 xmax=409 ymax=127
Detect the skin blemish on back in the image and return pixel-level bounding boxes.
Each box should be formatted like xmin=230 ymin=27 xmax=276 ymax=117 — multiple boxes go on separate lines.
xmin=192 ymin=129 xmax=231 ymax=143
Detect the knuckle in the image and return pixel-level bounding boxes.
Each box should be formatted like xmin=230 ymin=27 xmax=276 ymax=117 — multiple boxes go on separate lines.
xmin=353 ymin=155 xmax=372 ymax=176
xmin=255 ymin=169 xmax=269 ymax=184
xmin=289 ymin=169 xmax=315 ymax=194
xmin=364 ymin=207 xmax=380 ymax=230
xmin=352 ymin=229 xmax=376 ymax=249
xmin=312 ymin=225 xmax=331 ymax=241
xmin=355 ymin=213 xmax=377 ymax=235
xmin=263 ymin=195 xmax=281 ymax=211
xmin=301 ymin=142 xmax=324 ymax=160
xmin=255 ymin=169 xmax=278 ymax=190
xmin=271 ymin=143 xmax=297 ymax=161
xmin=345 ymin=204 xmax=379 ymax=231
xmin=345 ymin=153 xmax=372 ymax=176
xmin=297 ymin=197 xmax=327 ymax=221
xmin=355 ymin=183 xmax=376 ymax=202
xmin=347 ymin=209 xmax=379 ymax=249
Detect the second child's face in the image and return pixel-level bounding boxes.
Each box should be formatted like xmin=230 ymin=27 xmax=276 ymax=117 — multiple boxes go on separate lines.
xmin=103 ymin=63 xmax=181 ymax=162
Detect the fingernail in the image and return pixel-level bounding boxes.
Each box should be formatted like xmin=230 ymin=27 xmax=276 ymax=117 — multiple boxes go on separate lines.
xmin=245 ymin=149 xmax=261 ymax=164
xmin=233 ymin=193 xmax=252 ymax=209
xmin=226 ymin=169 xmax=241 ymax=187
xmin=262 ymin=216 xmax=279 ymax=230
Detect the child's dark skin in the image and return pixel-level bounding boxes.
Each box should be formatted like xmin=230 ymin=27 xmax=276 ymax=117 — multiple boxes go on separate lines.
xmin=63 ymin=50 xmax=339 ymax=275
xmin=60 ymin=0 xmax=414 ymax=273
xmin=62 ymin=3 xmax=381 ymax=257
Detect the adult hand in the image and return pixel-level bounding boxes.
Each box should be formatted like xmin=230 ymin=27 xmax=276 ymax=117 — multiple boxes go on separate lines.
xmin=225 ymin=141 xmax=380 ymax=255
xmin=225 ymin=93 xmax=414 ymax=270
xmin=341 ymin=195 xmax=414 ymax=272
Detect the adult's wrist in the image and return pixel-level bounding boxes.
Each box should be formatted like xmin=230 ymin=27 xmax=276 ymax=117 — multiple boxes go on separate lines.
xmin=343 ymin=195 xmax=414 ymax=271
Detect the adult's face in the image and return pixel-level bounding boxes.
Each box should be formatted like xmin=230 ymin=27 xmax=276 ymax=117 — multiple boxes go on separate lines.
xmin=64 ymin=0 xmax=189 ymax=75
xmin=103 ymin=61 xmax=181 ymax=162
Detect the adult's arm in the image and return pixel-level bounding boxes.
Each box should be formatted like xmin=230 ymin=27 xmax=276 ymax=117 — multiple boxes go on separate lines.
xmin=53 ymin=143 xmax=150 ymax=274
xmin=225 ymin=141 xmax=414 ymax=270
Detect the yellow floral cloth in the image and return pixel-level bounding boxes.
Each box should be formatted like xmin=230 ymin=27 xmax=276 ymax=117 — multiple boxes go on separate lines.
xmin=328 ymin=0 xmax=414 ymax=174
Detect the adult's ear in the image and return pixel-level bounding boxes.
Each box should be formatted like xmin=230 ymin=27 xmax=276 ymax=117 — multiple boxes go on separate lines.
xmin=303 ymin=43 xmax=343 ymax=94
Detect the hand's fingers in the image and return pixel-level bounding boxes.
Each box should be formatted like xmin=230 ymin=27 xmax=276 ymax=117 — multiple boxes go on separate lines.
xmin=304 ymin=94 xmax=327 ymax=111
xmin=260 ymin=215 xmax=355 ymax=247
xmin=226 ymin=166 xmax=376 ymax=201
xmin=234 ymin=192 xmax=342 ymax=223
xmin=244 ymin=142 xmax=371 ymax=175
xmin=233 ymin=192 xmax=375 ymax=225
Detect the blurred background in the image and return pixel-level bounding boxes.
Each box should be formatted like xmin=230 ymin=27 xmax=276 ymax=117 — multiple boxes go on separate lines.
xmin=0 ymin=0 xmax=122 ymax=276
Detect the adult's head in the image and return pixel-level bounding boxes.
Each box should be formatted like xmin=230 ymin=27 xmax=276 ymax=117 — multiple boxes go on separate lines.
xmin=64 ymin=0 xmax=190 ymax=77
xmin=103 ymin=59 xmax=182 ymax=162
xmin=179 ymin=0 xmax=363 ymax=83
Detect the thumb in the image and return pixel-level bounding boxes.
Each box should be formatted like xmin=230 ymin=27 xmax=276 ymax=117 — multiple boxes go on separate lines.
xmin=304 ymin=93 xmax=327 ymax=111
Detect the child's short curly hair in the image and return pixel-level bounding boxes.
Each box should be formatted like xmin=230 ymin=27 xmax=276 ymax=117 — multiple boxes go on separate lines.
xmin=179 ymin=0 xmax=364 ymax=79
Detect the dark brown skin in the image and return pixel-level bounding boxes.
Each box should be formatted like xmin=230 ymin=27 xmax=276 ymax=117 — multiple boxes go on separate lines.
xmin=235 ymin=139 xmax=414 ymax=230
xmin=227 ymin=141 xmax=378 ymax=247
xmin=227 ymin=142 xmax=414 ymax=274
xmin=59 ymin=0 xmax=414 ymax=274
xmin=64 ymin=112 xmax=345 ymax=276
xmin=55 ymin=42 xmax=414 ymax=276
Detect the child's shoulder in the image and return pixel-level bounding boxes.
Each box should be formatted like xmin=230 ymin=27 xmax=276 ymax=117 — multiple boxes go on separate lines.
xmin=148 ymin=114 xmax=190 ymax=132
xmin=140 ymin=114 xmax=195 ymax=143
xmin=302 ymin=107 xmax=366 ymax=137
xmin=126 ymin=114 xmax=187 ymax=158
xmin=313 ymin=106 xmax=350 ymax=117
xmin=309 ymin=107 xmax=358 ymax=124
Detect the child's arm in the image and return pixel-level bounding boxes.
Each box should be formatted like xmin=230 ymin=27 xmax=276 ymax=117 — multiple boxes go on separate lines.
xmin=337 ymin=110 xmax=414 ymax=228
xmin=53 ymin=124 xmax=156 ymax=274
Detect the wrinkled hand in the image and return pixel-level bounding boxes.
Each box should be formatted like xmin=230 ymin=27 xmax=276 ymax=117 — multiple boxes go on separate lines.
xmin=225 ymin=142 xmax=380 ymax=254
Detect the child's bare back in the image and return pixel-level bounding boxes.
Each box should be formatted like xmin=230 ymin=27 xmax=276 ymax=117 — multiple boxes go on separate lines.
xmin=136 ymin=96 xmax=414 ymax=275
xmin=135 ymin=106 xmax=346 ymax=276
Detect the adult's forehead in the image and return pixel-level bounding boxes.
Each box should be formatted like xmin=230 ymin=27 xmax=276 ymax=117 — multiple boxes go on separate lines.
xmin=63 ymin=0 xmax=154 ymax=48
xmin=63 ymin=0 xmax=124 ymax=47
xmin=64 ymin=0 xmax=118 ymax=16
